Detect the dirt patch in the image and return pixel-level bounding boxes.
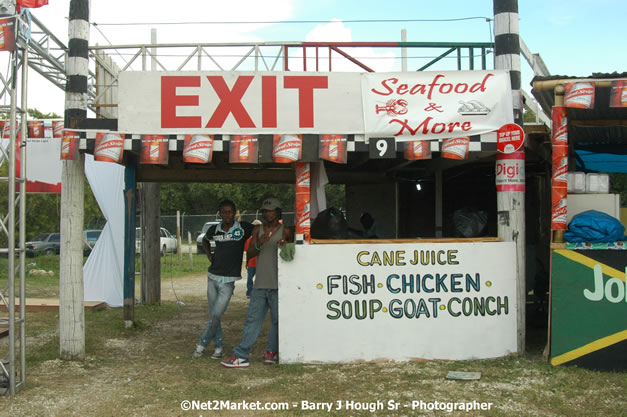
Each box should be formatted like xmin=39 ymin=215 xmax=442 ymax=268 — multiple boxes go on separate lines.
xmin=1 ymin=273 xmax=625 ymax=417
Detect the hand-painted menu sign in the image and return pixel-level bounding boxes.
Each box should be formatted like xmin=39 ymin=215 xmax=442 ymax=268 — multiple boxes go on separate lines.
xmin=279 ymin=242 xmax=517 ymax=363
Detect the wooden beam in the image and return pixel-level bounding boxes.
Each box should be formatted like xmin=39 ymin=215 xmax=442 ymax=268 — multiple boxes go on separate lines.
xmin=569 ymin=119 xmax=627 ymax=127
xmin=137 ymin=165 xmax=296 ymax=183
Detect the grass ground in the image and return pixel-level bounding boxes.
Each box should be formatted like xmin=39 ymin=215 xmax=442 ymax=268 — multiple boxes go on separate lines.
xmin=0 ymin=255 xmax=625 ymax=416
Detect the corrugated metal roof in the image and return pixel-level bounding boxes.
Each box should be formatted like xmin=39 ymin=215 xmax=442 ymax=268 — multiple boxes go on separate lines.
xmin=531 ymin=74 xmax=627 ymax=153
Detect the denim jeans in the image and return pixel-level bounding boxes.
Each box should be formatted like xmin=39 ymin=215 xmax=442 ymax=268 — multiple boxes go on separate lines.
xmin=246 ymin=266 xmax=256 ymax=297
xmin=233 ymin=289 xmax=278 ymax=359
xmin=199 ymin=278 xmax=235 ymax=349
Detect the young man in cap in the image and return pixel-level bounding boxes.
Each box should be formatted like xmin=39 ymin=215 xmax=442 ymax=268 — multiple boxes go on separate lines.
xmin=192 ymin=200 xmax=252 ymax=359
xmin=221 ymin=197 xmax=293 ymax=367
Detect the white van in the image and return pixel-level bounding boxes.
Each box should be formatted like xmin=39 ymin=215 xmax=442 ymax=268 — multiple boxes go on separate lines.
xmin=196 ymin=221 xmax=220 ymax=254
xmin=135 ymin=227 xmax=178 ymax=256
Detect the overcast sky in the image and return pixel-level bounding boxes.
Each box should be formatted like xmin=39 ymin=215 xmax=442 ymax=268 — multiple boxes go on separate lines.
xmin=3 ymin=0 xmax=624 ymax=115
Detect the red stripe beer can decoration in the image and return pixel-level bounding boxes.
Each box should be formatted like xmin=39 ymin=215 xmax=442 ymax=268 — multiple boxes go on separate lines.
xmin=295 ymin=162 xmax=311 ymax=242
xmin=609 ymin=80 xmax=627 ymax=108
xmin=551 ymin=107 xmax=568 ymax=145
xmin=564 ymin=82 xmax=595 ymax=109
xmin=551 ymin=188 xmax=568 ymax=230
xmin=319 ymin=134 xmax=347 ymax=164
xmin=60 ymin=130 xmax=80 ymax=161
xmin=52 ymin=120 xmax=64 ymax=138
xmin=28 ymin=120 xmax=44 ymax=138
xmin=403 ymin=140 xmax=432 ymax=160
xmin=441 ymin=137 xmax=469 ymax=160
xmin=273 ymin=134 xmax=302 ymax=163
xmin=94 ymin=132 xmax=124 ymax=163
xmin=183 ymin=134 xmax=213 ymax=163
xmin=140 ymin=134 xmax=168 ymax=165
xmin=229 ymin=135 xmax=258 ymax=164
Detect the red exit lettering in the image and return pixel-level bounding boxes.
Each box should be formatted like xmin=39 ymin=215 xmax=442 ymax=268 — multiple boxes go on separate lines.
xmin=160 ymin=75 xmax=329 ymax=129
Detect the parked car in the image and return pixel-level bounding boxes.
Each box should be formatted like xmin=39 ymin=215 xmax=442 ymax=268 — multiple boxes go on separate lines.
xmin=135 ymin=227 xmax=178 ymax=256
xmin=25 ymin=233 xmax=60 ymax=257
xmin=83 ymin=229 xmax=102 ymax=256
xmin=196 ymin=221 xmax=219 ymax=254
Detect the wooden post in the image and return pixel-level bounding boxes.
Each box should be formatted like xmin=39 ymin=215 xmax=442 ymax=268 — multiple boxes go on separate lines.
xmin=141 ymin=182 xmax=161 ymax=304
xmin=139 ymin=28 xmax=162 ymax=304
xmin=494 ymin=0 xmax=526 ymax=354
xmin=124 ymin=155 xmax=137 ymax=326
xmin=59 ymin=0 xmax=89 ymax=360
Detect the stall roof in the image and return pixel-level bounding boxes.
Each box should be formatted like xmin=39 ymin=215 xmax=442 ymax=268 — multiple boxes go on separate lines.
xmin=531 ymin=73 xmax=627 ymax=172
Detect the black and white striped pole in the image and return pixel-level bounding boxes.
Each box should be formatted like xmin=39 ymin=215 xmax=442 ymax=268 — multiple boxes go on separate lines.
xmin=59 ymin=0 xmax=89 ymax=360
xmin=494 ymin=0 xmax=526 ymax=354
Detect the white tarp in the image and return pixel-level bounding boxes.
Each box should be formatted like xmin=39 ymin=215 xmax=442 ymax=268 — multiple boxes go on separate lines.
xmin=83 ymin=154 xmax=125 ymax=307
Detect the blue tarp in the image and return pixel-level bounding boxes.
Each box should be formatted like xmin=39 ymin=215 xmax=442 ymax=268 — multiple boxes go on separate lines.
xmin=565 ymin=210 xmax=627 ymax=243
xmin=576 ymin=150 xmax=627 ymax=173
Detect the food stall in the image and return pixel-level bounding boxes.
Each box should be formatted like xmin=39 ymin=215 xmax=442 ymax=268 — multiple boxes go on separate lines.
xmin=532 ymin=74 xmax=626 ymax=371
xmin=72 ymin=68 xmax=526 ymax=362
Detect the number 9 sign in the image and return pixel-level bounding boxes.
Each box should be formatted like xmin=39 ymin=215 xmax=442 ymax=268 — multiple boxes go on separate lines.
xmin=369 ymin=137 xmax=396 ymax=159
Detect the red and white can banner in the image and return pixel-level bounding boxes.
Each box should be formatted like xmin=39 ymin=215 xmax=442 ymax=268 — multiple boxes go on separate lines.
xmin=609 ymin=80 xmax=627 ymax=108
xmin=0 ymin=18 xmax=16 ymax=52
xmin=495 ymin=152 xmax=525 ymax=192
xmin=551 ymin=187 xmax=568 ymax=230
xmin=183 ymin=134 xmax=213 ymax=163
xmin=295 ymin=162 xmax=311 ymax=242
xmin=403 ymin=140 xmax=432 ymax=160
xmin=441 ymin=137 xmax=469 ymax=160
xmin=273 ymin=134 xmax=302 ymax=163
xmin=295 ymin=161 xmax=310 ymax=194
xmin=2 ymin=120 xmax=17 ymax=138
xmin=28 ymin=120 xmax=44 ymax=138
xmin=60 ymin=130 xmax=80 ymax=161
xmin=52 ymin=120 xmax=64 ymax=138
xmin=319 ymin=134 xmax=347 ymax=164
xmin=94 ymin=132 xmax=124 ymax=163
xmin=552 ymin=146 xmax=569 ymax=189
xmin=229 ymin=135 xmax=258 ymax=164
xmin=564 ymin=82 xmax=595 ymax=109
xmin=140 ymin=134 xmax=168 ymax=165
xmin=551 ymin=106 xmax=568 ymax=145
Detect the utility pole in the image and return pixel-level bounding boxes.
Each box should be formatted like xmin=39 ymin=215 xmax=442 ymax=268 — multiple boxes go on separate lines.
xmin=59 ymin=0 xmax=89 ymax=360
xmin=494 ymin=0 xmax=526 ymax=354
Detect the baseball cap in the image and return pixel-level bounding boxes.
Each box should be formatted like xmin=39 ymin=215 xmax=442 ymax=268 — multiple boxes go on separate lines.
xmin=261 ymin=197 xmax=281 ymax=211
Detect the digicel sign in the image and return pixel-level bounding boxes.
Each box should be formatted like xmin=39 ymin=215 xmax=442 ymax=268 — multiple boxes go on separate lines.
xmin=161 ymin=75 xmax=328 ymax=129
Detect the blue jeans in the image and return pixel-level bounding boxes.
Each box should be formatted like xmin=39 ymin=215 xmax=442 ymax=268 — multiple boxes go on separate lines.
xmin=199 ymin=278 xmax=235 ymax=349
xmin=233 ymin=289 xmax=278 ymax=360
xmin=246 ymin=266 xmax=256 ymax=297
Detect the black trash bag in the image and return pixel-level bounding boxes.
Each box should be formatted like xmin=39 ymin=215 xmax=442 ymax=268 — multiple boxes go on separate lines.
xmin=453 ymin=207 xmax=488 ymax=238
xmin=311 ymin=207 xmax=348 ymax=239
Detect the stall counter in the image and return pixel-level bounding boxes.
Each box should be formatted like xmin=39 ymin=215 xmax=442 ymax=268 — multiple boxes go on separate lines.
xmin=278 ymin=239 xmax=517 ymax=363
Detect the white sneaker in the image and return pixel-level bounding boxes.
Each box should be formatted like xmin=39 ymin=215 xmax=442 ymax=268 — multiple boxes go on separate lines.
xmin=192 ymin=344 xmax=205 ymax=359
xmin=211 ymin=347 xmax=224 ymax=359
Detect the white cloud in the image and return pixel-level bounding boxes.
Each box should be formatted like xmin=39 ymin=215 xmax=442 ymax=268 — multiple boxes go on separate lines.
xmin=295 ymin=18 xmax=398 ymax=73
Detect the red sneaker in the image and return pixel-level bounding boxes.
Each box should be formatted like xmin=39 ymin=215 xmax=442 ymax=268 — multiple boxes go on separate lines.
xmin=263 ymin=351 xmax=278 ymax=364
xmin=221 ymin=355 xmax=249 ymax=368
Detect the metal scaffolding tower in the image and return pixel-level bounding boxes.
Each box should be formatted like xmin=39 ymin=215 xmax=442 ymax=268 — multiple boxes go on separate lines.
xmin=0 ymin=9 xmax=72 ymax=395
xmin=0 ymin=21 xmax=28 ymax=396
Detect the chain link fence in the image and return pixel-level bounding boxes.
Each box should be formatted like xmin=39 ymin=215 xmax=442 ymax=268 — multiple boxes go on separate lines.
xmin=86 ymin=211 xmax=295 ymax=243
xmin=154 ymin=212 xmax=295 ymax=241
